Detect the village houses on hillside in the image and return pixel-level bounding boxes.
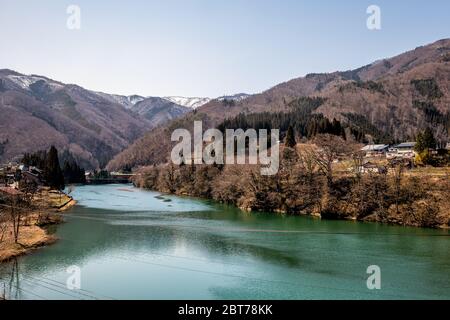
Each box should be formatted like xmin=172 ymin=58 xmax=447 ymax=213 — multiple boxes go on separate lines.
xmin=358 ymin=142 xmax=418 ymax=174
xmin=361 ymin=142 xmax=417 ymax=160
xmin=0 ymin=162 xmax=44 ymax=196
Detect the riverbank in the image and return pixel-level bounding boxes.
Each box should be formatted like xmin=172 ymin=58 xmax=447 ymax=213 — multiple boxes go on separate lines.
xmin=133 ymin=153 xmax=450 ymax=230
xmin=0 ymin=189 xmax=75 ymax=263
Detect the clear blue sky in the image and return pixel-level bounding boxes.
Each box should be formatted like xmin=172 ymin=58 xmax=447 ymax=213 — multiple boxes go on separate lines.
xmin=0 ymin=0 xmax=448 ymax=97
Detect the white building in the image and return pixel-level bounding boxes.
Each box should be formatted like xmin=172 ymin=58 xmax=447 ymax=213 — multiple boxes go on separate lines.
xmin=361 ymin=144 xmax=389 ymax=157
xmin=387 ymin=142 xmax=417 ymax=159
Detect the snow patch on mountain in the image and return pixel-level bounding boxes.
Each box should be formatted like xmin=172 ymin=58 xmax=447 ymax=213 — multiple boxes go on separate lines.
xmin=95 ymin=92 xmax=145 ymax=108
xmin=6 ymin=73 xmax=249 ymax=110
xmin=163 ymin=96 xmax=211 ymax=109
xmin=7 ymin=75 xmax=64 ymax=91
xmin=128 ymin=95 xmax=146 ymax=105
xmin=217 ymin=93 xmax=250 ymax=102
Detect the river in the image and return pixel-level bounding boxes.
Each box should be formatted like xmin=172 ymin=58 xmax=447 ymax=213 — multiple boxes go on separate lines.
xmin=0 ymin=184 xmax=449 ymax=300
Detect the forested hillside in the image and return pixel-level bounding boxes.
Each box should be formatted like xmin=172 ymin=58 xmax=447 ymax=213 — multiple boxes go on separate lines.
xmin=107 ymin=39 xmax=450 ymax=171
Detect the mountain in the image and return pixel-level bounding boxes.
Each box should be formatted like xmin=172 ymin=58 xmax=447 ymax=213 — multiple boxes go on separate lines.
xmin=163 ymin=96 xmax=211 ymax=109
xmin=0 ymin=71 xmax=191 ymax=169
xmin=106 ymin=38 xmax=450 ymax=170
xmin=132 ymin=97 xmax=191 ymax=127
xmin=95 ymin=93 xmax=191 ymax=126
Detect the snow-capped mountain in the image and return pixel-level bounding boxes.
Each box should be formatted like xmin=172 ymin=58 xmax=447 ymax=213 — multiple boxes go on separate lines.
xmin=98 ymin=94 xmax=211 ymax=110
xmin=217 ymin=93 xmax=250 ymax=102
xmin=7 ymin=74 xmax=65 ymax=91
xmin=164 ymin=95 xmax=252 ymax=109
xmin=132 ymin=97 xmax=191 ymax=127
xmin=5 ymin=73 xmax=149 ymax=110
xmin=4 ymin=71 xmax=248 ymax=111
xmin=95 ymin=92 xmax=145 ymax=109
xmin=0 ymin=69 xmax=152 ymax=169
xmin=163 ymin=96 xmax=211 ymax=109
xmin=7 ymin=73 xmax=250 ymax=111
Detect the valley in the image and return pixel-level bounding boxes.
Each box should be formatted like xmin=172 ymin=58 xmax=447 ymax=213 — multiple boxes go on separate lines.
xmin=0 ymin=70 xmax=212 ymax=169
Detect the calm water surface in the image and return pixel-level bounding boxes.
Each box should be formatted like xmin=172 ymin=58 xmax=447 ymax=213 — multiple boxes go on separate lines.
xmin=1 ymin=184 xmax=449 ymax=300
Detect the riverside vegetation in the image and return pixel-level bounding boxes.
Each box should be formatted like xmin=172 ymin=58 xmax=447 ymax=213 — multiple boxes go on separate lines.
xmin=133 ymin=131 xmax=450 ymax=230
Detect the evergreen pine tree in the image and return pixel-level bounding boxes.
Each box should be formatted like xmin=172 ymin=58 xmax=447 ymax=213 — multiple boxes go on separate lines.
xmin=422 ymin=127 xmax=437 ymax=150
xmin=45 ymin=146 xmax=65 ymax=190
xmin=285 ymin=126 xmax=296 ymax=148
xmin=415 ymin=128 xmax=437 ymax=153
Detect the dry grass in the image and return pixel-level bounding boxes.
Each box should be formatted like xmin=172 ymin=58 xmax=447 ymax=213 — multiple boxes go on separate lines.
xmin=0 ymin=217 xmax=57 ymax=262
xmin=34 ymin=188 xmax=73 ymax=208
xmin=0 ymin=190 xmax=75 ymax=263
xmin=407 ymin=166 xmax=450 ymax=177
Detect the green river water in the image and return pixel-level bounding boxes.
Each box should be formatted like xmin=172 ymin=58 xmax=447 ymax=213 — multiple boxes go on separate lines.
xmin=0 ymin=184 xmax=449 ymax=300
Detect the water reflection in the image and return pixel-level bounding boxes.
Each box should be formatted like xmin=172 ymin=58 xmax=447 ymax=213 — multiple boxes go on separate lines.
xmin=0 ymin=258 xmax=20 ymax=300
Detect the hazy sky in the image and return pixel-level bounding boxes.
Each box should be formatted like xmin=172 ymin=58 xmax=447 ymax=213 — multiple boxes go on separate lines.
xmin=0 ymin=0 xmax=448 ymax=97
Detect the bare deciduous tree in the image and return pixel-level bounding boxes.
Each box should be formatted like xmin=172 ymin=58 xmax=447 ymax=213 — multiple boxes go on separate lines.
xmin=311 ymin=134 xmax=353 ymax=187
xmin=351 ymin=150 xmax=366 ymax=180
xmin=8 ymin=196 xmax=21 ymax=244
xmin=297 ymin=145 xmax=318 ymax=182
xmin=0 ymin=205 xmax=7 ymax=243
xmin=392 ymin=163 xmax=404 ymax=216
xmin=5 ymin=182 xmax=38 ymax=244
xmin=161 ymin=164 xmax=178 ymax=193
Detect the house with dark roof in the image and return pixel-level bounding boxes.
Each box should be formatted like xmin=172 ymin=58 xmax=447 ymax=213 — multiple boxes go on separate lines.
xmin=21 ymin=171 xmax=42 ymax=185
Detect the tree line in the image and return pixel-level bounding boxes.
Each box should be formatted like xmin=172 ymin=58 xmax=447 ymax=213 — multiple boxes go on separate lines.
xmin=217 ymin=97 xmax=388 ymax=144
xmin=21 ymin=146 xmax=86 ymax=189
